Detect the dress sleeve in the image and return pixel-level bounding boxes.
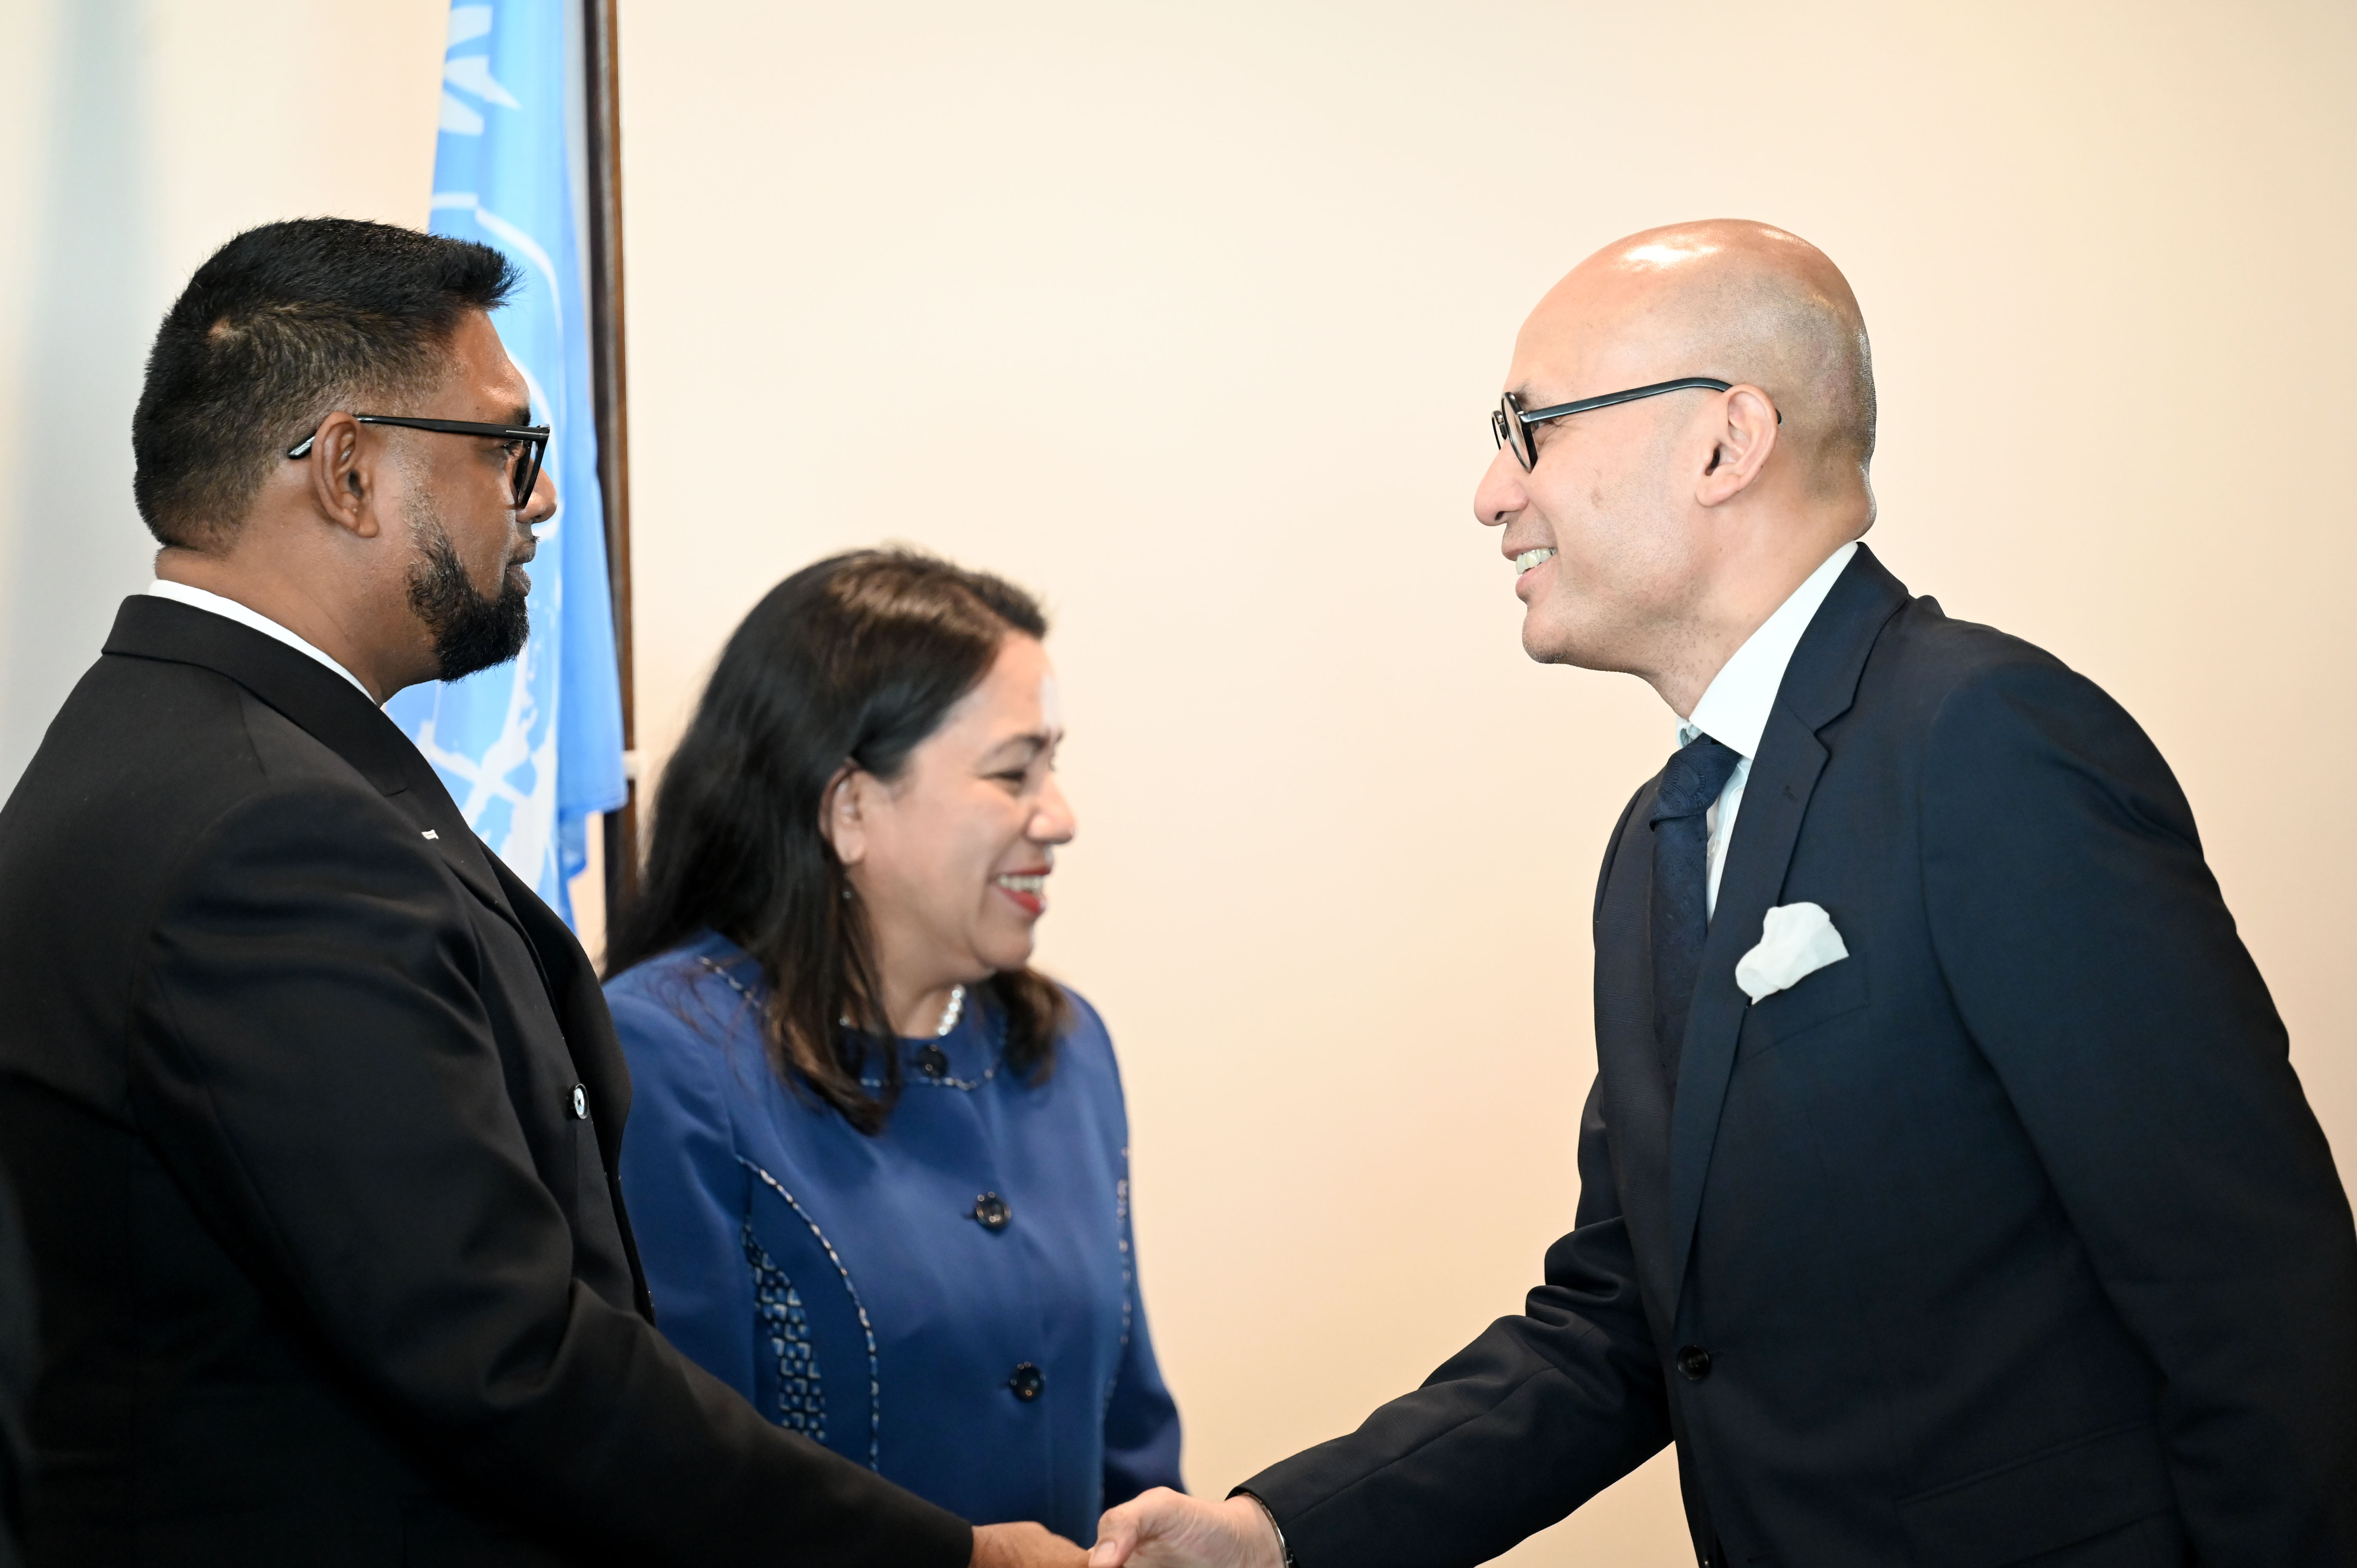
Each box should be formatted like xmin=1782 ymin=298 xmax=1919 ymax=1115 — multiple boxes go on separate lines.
xmin=607 ymin=982 xmax=762 ymax=1411
xmin=1101 ymin=1139 xmax=1184 ymax=1504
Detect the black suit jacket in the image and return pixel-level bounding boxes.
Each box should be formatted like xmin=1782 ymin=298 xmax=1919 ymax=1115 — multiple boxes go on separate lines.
xmin=1244 ymin=546 xmax=2357 ymax=1567
xmin=0 ymin=1166 xmax=32 ymax=1568
xmin=0 ymin=598 xmax=974 ymax=1567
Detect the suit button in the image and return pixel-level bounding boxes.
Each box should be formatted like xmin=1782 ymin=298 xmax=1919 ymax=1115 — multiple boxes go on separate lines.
xmin=1007 ymin=1362 xmax=1044 ymax=1402
xmin=1677 ymin=1345 xmax=1713 ymax=1381
xmin=568 ymin=1084 xmax=588 ymax=1120
xmin=972 ymin=1193 xmax=1011 ymax=1232
xmin=916 ymin=1044 xmax=949 ymax=1079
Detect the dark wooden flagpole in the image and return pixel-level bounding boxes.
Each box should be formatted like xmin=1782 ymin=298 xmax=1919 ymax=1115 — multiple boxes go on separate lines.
xmin=582 ymin=0 xmax=639 ymax=927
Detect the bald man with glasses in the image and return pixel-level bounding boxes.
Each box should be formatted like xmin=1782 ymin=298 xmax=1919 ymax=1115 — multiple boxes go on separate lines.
xmin=1094 ymin=221 xmax=2357 ymax=1568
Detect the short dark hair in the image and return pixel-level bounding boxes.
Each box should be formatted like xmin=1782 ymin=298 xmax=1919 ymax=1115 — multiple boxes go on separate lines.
xmin=606 ymin=548 xmax=1070 ymax=1136
xmin=132 ymin=217 xmax=518 ymax=549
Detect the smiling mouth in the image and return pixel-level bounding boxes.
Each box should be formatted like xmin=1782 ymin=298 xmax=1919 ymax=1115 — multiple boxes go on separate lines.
xmin=993 ymin=872 xmax=1048 ymax=916
xmin=1514 ymin=547 xmax=1557 ymax=577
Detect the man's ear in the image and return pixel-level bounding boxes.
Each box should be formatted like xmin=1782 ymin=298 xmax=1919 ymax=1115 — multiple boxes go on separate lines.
xmin=1696 ymin=385 xmax=1779 ymax=507
xmin=820 ymin=763 xmax=869 ymax=867
xmin=302 ymin=412 xmax=383 ymax=539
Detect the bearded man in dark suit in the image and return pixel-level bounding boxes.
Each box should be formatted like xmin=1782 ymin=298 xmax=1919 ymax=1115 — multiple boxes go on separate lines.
xmin=1093 ymin=221 xmax=2357 ymax=1568
xmin=0 ymin=218 xmax=1085 ymax=1568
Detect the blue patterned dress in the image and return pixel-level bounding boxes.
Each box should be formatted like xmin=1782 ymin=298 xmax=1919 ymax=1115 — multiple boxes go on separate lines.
xmin=605 ymin=931 xmax=1182 ymax=1542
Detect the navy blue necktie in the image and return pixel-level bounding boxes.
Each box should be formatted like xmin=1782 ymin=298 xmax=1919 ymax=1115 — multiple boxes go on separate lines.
xmin=1650 ymin=734 xmax=1743 ymax=1088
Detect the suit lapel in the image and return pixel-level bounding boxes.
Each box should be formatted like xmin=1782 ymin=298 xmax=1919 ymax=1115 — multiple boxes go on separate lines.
xmin=409 ymin=793 xmax=539 ymax=952
xmin=489 ymin=853 xmax=634 ymax=1168
xmin=1656 ymin=548 xmax=1913 ymax=1312
xmin=482 ymin=851 xmax=649 ymax=1314
xmin=104 ymin=595 xmax=547 ymax=991
xmin=1665 ymin=711 xmax=1827 ymax=1308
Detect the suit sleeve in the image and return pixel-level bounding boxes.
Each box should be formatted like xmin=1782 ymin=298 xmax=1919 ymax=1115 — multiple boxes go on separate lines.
xmin=128 ymin=789 xmax=973 ymax=1568
xmin=1099 ymin=1076 xmax=1184 ymax=1507
xmin=1921 ymin=658 xmax=2357 ymax=1563
xmin=0 ymin=1167 xmax=31 ymax=1568
xmin=1239 ymin=1078 xmax=1668 ymax=1568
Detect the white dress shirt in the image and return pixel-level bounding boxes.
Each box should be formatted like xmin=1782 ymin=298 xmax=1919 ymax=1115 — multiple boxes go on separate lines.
xmin=1676 ymin=540 xmax=1859 ymax=918
xmin=145 ymin=579 xmax=377 ymax=703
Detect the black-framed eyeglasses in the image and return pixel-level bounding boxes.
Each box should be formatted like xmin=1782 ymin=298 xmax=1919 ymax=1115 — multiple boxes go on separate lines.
xmin=1490 ymin=377 xmax=1773 ymax=473
xmin=287 ymin=415 xmax=551 ymax=510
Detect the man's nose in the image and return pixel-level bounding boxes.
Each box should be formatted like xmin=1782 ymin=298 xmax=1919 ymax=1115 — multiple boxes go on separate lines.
xmin=522 ymin=466 xmax=558 ymax=527
xmin=1472 ymin=445 xmax=1526 ymax=528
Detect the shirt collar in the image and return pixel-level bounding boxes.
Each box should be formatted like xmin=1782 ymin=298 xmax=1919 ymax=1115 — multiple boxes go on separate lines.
xmin=145 ymin=579 xmax=377 ymax=703
xmin=1677 ymin=540 xmax=1860 ymax=759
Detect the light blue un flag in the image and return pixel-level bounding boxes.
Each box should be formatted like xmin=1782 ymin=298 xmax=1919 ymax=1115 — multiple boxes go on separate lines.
xmin=387 ymin=2 xmax=627 ymax=927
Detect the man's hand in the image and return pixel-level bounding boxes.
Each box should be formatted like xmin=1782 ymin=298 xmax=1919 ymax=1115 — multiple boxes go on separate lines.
xmin=972 ymin=1522 xmax=1090 ymax=1568
xmin=1088 ymin=1490 xmax=1285 ymax=1568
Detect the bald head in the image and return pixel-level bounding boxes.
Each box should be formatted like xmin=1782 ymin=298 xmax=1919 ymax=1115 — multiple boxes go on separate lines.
xmin=1523 ymin=219 xmax=1875 ymax=496
xmin=1478 ymin=220 xmax=1880 ymax=711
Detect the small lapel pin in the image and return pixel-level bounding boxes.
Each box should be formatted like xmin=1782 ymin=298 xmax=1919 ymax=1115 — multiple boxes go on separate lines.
xmin=421 ymin=830 xmax=440 ymax=841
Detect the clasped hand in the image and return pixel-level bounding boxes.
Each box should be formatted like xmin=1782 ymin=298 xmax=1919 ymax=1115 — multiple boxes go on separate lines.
xmin=972 ymin=1521 xmax=1089 ymax=1568
xmin=971 ymin=1487 xmax=1282 ymax=1568
xmin=1089 ymin=1490 xmax=1286 ymax=1568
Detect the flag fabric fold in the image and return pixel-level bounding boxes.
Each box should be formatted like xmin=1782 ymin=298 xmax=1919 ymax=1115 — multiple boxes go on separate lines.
xmin=387 ymin=0 xmax=627 ymax=926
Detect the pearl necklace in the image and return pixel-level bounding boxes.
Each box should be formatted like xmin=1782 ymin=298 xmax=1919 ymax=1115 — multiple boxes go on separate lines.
xmin=698 ymin=957 xmax=981 ymax=1078
xmin=824 ymin=983 xmax=964 ymax=1037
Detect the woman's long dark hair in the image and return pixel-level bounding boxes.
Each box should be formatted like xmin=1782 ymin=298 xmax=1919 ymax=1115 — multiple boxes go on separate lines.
xmin=606 ymin=549 xmax=1072 ymax=1135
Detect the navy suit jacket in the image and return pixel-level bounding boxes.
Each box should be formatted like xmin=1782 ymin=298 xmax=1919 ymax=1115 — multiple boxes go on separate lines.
xmin=1244 ymin=546 xmax=2357 ymax=1566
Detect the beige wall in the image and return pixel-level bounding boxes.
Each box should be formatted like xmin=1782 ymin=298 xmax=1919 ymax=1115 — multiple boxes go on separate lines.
xmin=0 ymin=0 xmax=447 ymax=782
xmin=3 ymin=4 xmax=2352 ymax=1561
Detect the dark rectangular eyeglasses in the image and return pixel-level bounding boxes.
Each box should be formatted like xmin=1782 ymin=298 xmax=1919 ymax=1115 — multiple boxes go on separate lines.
xmin=287 ymin=415 xmax=551 ymax=510
xmin=1492 ymin=377 xmax=1769 ymax=472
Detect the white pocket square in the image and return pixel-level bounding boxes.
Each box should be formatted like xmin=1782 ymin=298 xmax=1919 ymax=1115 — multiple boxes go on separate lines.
xmin=1734 ymin=902 xmax=1849 ymax=1004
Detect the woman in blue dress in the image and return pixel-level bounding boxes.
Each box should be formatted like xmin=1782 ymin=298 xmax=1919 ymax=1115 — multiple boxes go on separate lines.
xmin=603 ymin=549 xmax=1181 ymax=1548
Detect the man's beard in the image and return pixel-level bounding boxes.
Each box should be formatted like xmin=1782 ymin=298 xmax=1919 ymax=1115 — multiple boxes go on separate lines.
xmin=405 ymin=497 xmax=530 ymax=682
